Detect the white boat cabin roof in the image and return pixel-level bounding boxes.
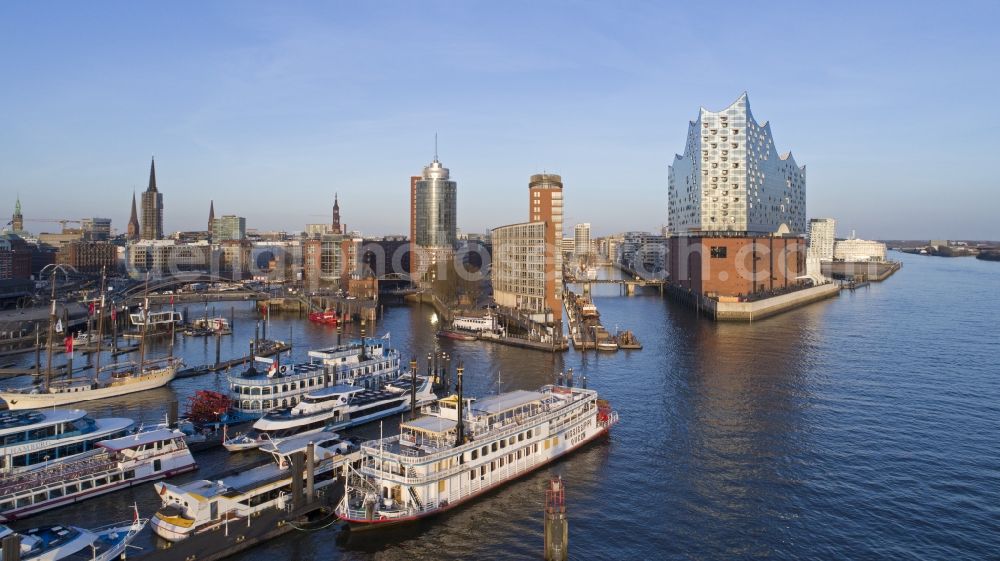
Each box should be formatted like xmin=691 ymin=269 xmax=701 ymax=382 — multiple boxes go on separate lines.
xmin=305 ymin=384 xmax=364 ymax=399
xmin=264 ymin=430 xmax=342 ymax=456
xmin=98 ymin=428 xmax=181 ymax=451
xmin=471 ymin=390 xmax=545 ymax=417
xmin=0 ymin=409 xmax=86 ymax=435
xmin=404 ymin=416 xmax=458 ymax=435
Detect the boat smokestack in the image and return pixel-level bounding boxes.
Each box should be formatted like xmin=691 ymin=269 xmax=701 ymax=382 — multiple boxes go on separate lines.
xmin=455 ymin=363 xmax=465 ymax=447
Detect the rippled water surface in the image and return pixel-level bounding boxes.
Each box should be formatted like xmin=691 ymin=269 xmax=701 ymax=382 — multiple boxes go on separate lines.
xmin=10 ymin=252 xmax=1000 ymax=560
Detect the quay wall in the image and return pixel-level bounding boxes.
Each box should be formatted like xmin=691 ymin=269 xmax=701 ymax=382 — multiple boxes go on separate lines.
xmin=706 ymin=283 xmax=840 ymax=321
xmin=822 ymin=261 xmax=901 ymax=282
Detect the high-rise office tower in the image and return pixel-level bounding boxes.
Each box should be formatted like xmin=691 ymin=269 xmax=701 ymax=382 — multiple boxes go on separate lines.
xmin=411 ymin=155 xmax=457 ymax=284
xmin=140 ymin=157 xmax=163 ymax=240
xmin=574 ymin=223 xmax=591 ymax=257
xmin=668 ymin=92 xmax=806 ymax=236
xmin=211 ymin=215 xmax=246 ymax=242
xmin=528 ymin=173 xmax=564 ymax=321
xmin=81 ymin=218 xmax=112 ymax=241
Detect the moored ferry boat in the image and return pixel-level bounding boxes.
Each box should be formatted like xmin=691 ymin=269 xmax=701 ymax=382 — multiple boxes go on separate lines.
xmin=229 ymin=377 xmax=435 ymax=451
xmin=227 ymin=339 xmax=400 ymax=419
xmin=0 ymin=512 xmax=146 ymax=561
xmin=337 ymin=374 xmax=618 ymax=528
xmin=0 ymin=357 xmax=182 ymax=411
xmin=151 ymin=430 xmax=360 ymax=542
xmin=0 ymin=428 xmax=196 ymax=522
xmin=0 ymin=409 xmax=133 ymax=475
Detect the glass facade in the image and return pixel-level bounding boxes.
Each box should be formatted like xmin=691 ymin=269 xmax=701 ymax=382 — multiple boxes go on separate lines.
xmin=668 ymin=93 xmax=806 ymax=236
xmin=414 ymin=159 xmax=457 ymax=249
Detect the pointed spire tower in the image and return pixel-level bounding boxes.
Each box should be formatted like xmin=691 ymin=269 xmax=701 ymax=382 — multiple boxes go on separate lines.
xmin=332 ymin=193 xmax=341 ymax=234
xmin=127 ymin=191 xmax=140 ymax=241
xmin=208 ymin=200 xmax=215 ymax=241
xmin=140 ymin=156 xmax=163 ymax=239
xmin=11 ymin=194 xmax=23 ymax=232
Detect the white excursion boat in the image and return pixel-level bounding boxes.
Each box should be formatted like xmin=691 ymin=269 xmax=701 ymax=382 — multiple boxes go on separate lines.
xmin=0 ymin=409 xmax=133 ymax=475
xmin=0 ymin=428 xmax=196 ymax=522
xmin=228 ymin=338 xmax=400 ymax=419
xmin=0 ymin=513 xmax=146 ymax=561
xmin=227 ymin=377 xmax=435 ymax=452
xmin=451 ymin=314 xmax=497 ymax=333
xmin=128 ymin=310 xmax=183 ymax=330
xmin=337 ymin=375 xmax=618 ymax=528
xmin=0 ymin=357 xmax=182 ymax=411
xmin=151 ymin=430 xmax=360 ymax=542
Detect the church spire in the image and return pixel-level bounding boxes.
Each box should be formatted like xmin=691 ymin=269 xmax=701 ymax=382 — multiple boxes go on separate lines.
xmin=14 ymin=194 xmax=21 ymax=216
xmin=208 ymin=200 xmax=215 ymax=241
xmin=147 ymin=156 xmax=157 ymax=192
xmin=127 ymin=190 xmax=140 ymax=241
xmin=332 ymin=192 xmax=342 ymax=234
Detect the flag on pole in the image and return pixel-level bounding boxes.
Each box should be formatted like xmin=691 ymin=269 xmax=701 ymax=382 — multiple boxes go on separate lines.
xmin=88 ymin=302 xmax=95 ymax=316
xmin=55 ymin=319 xmax=63 ymax=333
xmin=64 ymin=335 xmax=73 ymax=357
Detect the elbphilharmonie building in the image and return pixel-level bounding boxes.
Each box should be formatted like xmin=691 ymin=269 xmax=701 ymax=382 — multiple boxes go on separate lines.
xmin=668 ymin=93 xmax=806 ymax=236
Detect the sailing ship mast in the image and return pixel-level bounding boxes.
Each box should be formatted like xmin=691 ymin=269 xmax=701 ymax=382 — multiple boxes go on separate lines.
xmin=137 ymin=273 xmax=150 ymax=376
xmin=43 ymin=268 xmax=57 ymax=391
xmin=92 ymin=267 xmax=107 ymax=384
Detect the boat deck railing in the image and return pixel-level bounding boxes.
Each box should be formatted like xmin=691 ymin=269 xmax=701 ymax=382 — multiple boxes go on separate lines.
xmin=360 ymin=396 xmax=593 ymax=466
xmin=0 ymin=453 xmax=117 ymax=496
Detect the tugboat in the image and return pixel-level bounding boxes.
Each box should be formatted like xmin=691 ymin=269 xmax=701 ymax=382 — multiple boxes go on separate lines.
xmin=616 ymin=330 xmax=643 ymax=350
xmin=337 ymin=367 xmax=619 ymax=528
xmin=0 ymin=508 xmax=146 ymax=561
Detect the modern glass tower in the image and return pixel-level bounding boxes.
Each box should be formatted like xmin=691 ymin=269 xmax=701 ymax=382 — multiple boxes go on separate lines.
xmin=414 ymin=158 xmax=457 ymax=249
xmin=668 ymin=92 xmax=806 ymax=236
xmin=411 ymin=156 xmax=457 ymax=284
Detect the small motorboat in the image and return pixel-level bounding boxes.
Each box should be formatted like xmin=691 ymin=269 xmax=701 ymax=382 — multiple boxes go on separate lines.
xmin=223 ymin=432 xmax=269 ymax=452
xmin=596 ymin=341 xmax=619 ymax=352
xmin=436 ymin=329 xmax=477 ymax=341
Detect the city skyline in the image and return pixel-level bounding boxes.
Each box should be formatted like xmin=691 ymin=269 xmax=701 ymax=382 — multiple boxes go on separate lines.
xmin=1 ymin=2 xmax=998 ymax=240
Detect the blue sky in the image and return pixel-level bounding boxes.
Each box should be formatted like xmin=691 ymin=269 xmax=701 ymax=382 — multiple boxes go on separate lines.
xmin=1 ymin=1 xmax=997 ymax=240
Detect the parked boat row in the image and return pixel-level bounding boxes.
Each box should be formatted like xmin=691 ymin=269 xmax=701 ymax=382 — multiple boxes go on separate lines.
xmin=225 ymin=375 xmax=435 ymax=452
xmin=152 ymin=430 xmax=359 ymax=542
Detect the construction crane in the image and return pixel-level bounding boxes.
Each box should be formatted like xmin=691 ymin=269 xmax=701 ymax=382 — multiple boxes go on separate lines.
xmin=24 ymin=218 xmax=83 ymax=233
